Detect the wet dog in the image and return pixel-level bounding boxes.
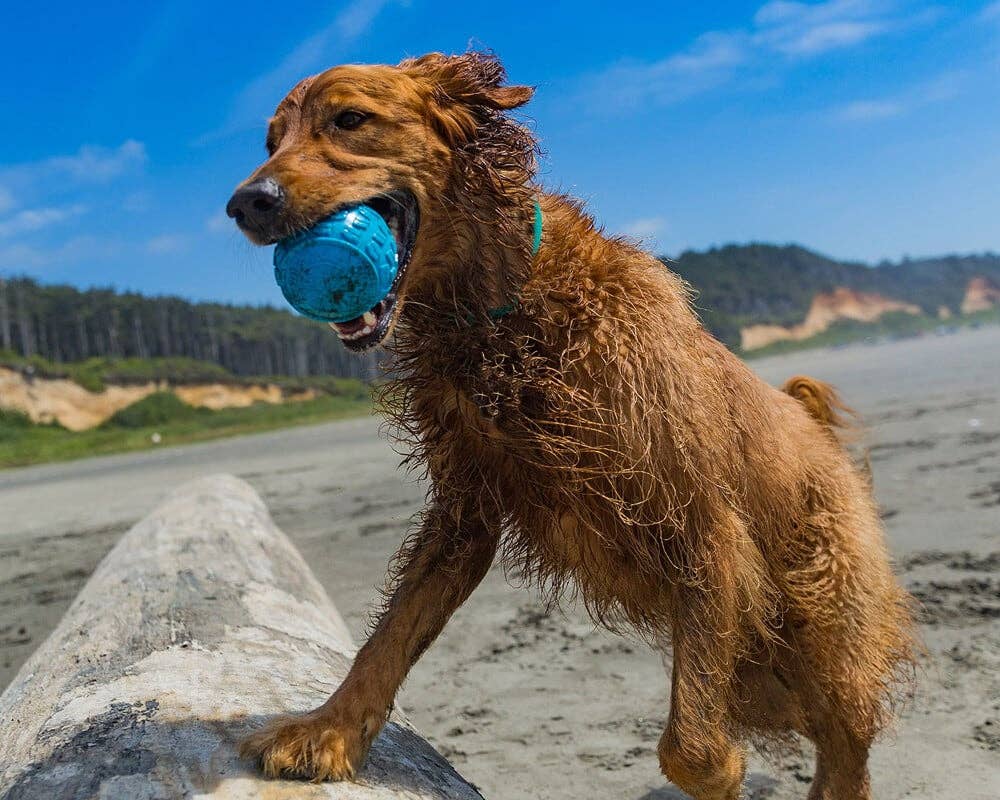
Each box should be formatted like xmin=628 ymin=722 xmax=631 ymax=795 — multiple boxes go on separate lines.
xmin=229 ymin=51 xmax=916 ymax=800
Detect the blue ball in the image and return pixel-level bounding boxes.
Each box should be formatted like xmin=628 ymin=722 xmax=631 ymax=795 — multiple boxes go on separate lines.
xmin=273 ymin=204 xmax=398 ymax=323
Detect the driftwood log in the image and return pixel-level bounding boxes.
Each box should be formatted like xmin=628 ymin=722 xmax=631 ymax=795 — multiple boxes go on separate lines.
xmin=0 ymin=474 xmax=483 ymax=800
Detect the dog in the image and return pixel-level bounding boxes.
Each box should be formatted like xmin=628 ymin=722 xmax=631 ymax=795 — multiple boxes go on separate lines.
xmin=227 ymin=51 xmax=916 ymax=800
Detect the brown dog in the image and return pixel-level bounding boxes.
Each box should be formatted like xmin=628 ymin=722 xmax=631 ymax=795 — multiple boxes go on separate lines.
xmin=227 ymin=51 xmax=916 ymax=800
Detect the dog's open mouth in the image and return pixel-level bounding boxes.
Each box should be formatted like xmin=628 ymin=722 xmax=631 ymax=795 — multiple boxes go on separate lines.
xmin=328 ymin=189 xmax=419 ymax=352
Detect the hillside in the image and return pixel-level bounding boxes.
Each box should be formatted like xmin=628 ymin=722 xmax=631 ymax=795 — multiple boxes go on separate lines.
xmin=1 ymin=247 xmax=999 ymax=378
xmin=667 ymin=245 xmax=1000 ymax=348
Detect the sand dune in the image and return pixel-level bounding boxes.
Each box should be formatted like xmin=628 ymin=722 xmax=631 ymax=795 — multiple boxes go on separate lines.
xmin=740 ymin=287 xmax=921 ymax=351
xmin=0 ymin=367 xmax=316 ymax=430
xmin=962 ymin=276 xmax=1000 ymax=315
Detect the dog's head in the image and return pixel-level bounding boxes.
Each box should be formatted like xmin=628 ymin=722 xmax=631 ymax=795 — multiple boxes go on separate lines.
xmin=227 ymin=52 xmax=534 ymax=351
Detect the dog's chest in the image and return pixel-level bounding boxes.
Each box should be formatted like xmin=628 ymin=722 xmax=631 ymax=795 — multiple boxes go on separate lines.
xmin=535 ymin=509 xmax=629 ymax=576
xmin=510 ymin=502 xmax=670 ymax=616
xmin=426 ymin=380 xmax=674 ymax=612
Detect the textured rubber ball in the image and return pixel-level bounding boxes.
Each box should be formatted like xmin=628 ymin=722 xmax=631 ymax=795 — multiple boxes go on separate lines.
xmin=273 ymin=205 xmax=398 ymax=323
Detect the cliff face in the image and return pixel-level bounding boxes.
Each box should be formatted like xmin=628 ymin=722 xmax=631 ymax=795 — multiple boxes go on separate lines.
xmin=0 ymin=367 xmax=316 ymax=431
xmin=667 ymin=245 xmax=1000 ymax=347
xmin=741 ymin=287 xmax=921 ymax=351
xmin=961 ymin=276 xmax=1000 ymax=315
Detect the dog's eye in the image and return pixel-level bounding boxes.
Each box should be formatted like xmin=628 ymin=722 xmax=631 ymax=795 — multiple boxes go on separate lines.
xmin=333 ymin=110 xmax=368 ymax=131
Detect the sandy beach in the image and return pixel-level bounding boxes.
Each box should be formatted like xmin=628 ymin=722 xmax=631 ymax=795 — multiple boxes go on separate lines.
xmin=2 ymin=327 xmax=998 ymax=799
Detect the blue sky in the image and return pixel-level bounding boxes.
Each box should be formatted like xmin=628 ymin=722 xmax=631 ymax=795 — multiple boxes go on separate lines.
xmin=1 ymin=0 xmax=998 ymax=305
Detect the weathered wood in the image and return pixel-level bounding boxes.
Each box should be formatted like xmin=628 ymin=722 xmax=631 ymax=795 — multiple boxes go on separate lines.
xmin=0 ymin=474 xmax=483 ymax=800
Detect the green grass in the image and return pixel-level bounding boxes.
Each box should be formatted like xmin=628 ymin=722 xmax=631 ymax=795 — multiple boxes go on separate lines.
xmin=0 ymin=353 xmax=237 ymax=392
xmin=104 ymin=391 xmax=207 ymax=428
xmin=0 ymin=393 xmax=373 ymax=469
xmin=742 ymin=307 xmax=1000 ymax=359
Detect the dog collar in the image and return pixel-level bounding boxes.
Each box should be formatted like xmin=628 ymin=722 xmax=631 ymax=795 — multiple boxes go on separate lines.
xmin=485 ymin=199 xmax=542 ymax=321
xmin=531 ymin=198 xmax=543 ymax=257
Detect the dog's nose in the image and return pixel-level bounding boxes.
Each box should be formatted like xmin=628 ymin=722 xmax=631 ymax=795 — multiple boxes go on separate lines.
xmin=226 ymin=177 xmax=286 ymax=230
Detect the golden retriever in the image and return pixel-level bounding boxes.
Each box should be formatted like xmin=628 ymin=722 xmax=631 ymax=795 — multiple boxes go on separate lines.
xmin=227 ymin=51 xmax=916 ymax=800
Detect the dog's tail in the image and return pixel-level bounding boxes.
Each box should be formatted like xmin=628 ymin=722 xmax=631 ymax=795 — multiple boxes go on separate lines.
xmin=782 ymin=375 xmax=873 ymax=481
xmin=781 ymin=375 xmax=856 ymax=437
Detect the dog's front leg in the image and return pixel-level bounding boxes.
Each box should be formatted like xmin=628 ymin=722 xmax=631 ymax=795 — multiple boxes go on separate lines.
xmin=241 ymin=503 xmax=498 ymax=781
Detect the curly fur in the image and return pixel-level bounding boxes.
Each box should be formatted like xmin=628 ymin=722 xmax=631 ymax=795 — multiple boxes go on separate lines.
xmin=232 ymin=51 xmax=917 ymax=800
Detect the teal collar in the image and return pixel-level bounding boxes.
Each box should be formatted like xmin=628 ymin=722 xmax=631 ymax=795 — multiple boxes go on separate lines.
xmin=531 ymin=198 xmax=543 ymax=257
xmin=485 ymin=199 xmax=542 ymax=321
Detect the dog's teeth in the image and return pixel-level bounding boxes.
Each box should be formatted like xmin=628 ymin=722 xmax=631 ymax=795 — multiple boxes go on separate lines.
xmin=363 ymin=311 xmax=377 ymax=326
xmin=338 ymin=325 xmax=372 ymax=341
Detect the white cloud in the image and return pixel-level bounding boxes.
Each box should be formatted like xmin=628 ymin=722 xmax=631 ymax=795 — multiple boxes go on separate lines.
xmin=0 ymin=140 xmax=147 ymax=194
xmin=335 ymin=0 xmax=394 ymax=39
xmin=753 ymin=0 xmax=896 ymax=56
xmin=122 ymin=191 xmax=151 ymax=213
xmin=832 ymin=70 xmax=966 ymax=122
xmin=621 ymin=216 xmax=667 ymax=241
xmin=0 ymin=236 xmax=124 ymax=270
xmin=835 ymin=98 xmax=905 ymax=120
xmin=43 ymin=140 xmax=147 ymax=182
xmin=582 ymin=32 xmax=748 ymax=110
xmin=771 ymin=19 xmax=886 ymax=54
xmin=667 ymin=31 xmax=749 ymax=74
xmin=981 ymin=1 xmax=1000 ymax=21
xmin=145 ymin=234 xmax=189 ymax=255
xmin=579 ymin=1 xmax=932 ymax=109
xmin=0 ymin=204 xmax=87 ymax=238
xmin=201 ymin=0 xmax=398 ymax=142
xmin=0 ymin=141 xmax=147 ymax=271
xmin=205 ymin=211 xmax=231 ymax=233
xmin=0 ymin=227 xmax=190 ymax=271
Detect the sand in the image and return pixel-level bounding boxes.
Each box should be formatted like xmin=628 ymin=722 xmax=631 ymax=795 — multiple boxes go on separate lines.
xmin=0 ymin=366 xmax=318 ymax=431
xmin=1 ymin=327 xmax=998 ymax=799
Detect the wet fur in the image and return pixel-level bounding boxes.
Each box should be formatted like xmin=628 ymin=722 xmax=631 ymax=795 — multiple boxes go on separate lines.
xmin=235 ymin=52 xmax=917 ymax=799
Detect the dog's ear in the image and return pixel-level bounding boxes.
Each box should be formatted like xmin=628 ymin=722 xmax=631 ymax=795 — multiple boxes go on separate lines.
xmin=403 ymin=51 xmax=534 ymax=113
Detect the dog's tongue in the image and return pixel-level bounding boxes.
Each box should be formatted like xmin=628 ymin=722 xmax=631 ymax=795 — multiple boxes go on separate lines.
xmin=331 ymin=316 xmax=363 ymax=334
xmin=329 ymin=310 xmax=377 ymax=340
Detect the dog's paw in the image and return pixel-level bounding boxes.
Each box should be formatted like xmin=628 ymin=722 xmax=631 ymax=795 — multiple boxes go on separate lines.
xmin=239 ymin=711 xmax=368 ymax=781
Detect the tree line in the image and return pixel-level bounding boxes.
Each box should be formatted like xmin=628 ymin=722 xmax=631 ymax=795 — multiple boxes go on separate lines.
xmin=3 ymin=246 xmax=998 ymax=374
xmin=0 ymin=276 xmax=379 ymax=381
